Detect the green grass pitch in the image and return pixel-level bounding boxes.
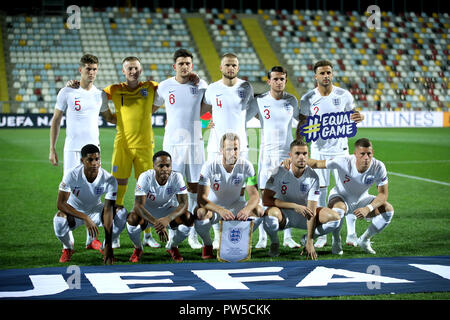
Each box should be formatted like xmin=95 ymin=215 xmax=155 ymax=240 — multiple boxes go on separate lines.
xmin=0 ymin=127 xmax=449 ymax=299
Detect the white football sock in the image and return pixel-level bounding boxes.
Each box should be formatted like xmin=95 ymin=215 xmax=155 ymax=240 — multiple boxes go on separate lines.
xmin=263 ymin=216 xmax=280 ymax=244
xmin=195 ymin=219 xmax=213 ymax=246
xmin=53 ymin=216 xmax=73 ymax=249
xmin=112 ymin=207 xmax=128 ymax=242
xmin=283 ymin=228 xmax=293 ymax=241
xmin=346 ymin=213 xmax=357 ymax=236
xmin=126 ymin=223 xmax=143 ymax=249
xmin=319 ymin=187 xmax=328 ymax=207
xmin=188 ymin=191 xmax=197 ymax=213
xmin=362 ymin=211 xmax=394 ymax=240
xmin=212 ymin=221 xmax=220 ymax=239
xmin=170 ymin=224 xmax=190 ymax=247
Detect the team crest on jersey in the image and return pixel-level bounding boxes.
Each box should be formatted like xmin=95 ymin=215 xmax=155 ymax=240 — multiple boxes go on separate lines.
xmin=300 ymin=183 xmax=308 ymax=193
xmin=364 ymin=175 xmax=375 ymax=185
xmin=190 ymin=87 xmax=198 ymax=95
xmin=95 ymin=187 xmax=104 ymax=195
xmin=166 ymin=187 xmax=174 ymax=195
xmin=298 ymin=111 xmax=357 ymax=143
xmin=332 ymin=98 xmax=341 ymax=106
xmin=238 ymin=88 xmax=246 ymax=99
xmin=140 ymin=89 xmax=148 ymax=97
xmin=232 ymin=175 xmax=243 ymax=185
xmin=284 ymin=103 xmax=291 ymax=110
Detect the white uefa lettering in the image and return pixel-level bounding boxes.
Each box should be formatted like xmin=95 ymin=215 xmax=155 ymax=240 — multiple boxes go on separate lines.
xmin=191 ymin=267 xmax=284 ymax=290
xmin=84 ymin=271 xmax=195 ymax=294
xmin=296 ymin=266 xmax=413 ymax=287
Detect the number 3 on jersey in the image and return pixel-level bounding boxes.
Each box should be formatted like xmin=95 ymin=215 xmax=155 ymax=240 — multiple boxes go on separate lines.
xmin=264 ymin=108 xmax=270 ymax=119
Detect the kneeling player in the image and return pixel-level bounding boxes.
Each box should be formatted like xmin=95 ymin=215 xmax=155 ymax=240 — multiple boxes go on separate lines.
xmin=308 ymin=138 xmax=394 ymax=254
xmin=53 ymin=144 xmax=126 ymax=264
xmin=262 ymin=140 xmax=343 ymax=260
xmin=126 ymin=151 xmax=193 ymax=262
xmin=195 ymin=133 xmax=264 ymax=259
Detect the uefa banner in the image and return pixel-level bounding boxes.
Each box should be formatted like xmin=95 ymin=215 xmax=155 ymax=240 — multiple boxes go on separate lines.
xmin=217 ymin=220 xmax=254 ymax=263
xmin=0 ymin=113 xmax=166 ymax=128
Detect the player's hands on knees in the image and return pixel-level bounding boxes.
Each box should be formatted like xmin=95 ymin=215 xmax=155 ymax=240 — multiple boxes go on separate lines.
xmin=295 ymin=205 xmax=314 ymax=220
xmin=156 ymin=229 xmax=169 ymax=242
xmin=219 ymin=208 xmax=235 ymax=221
xmin=154 ymin=217 xmax=170 ymax=233
xmin=85 ymin=218 xmax=99 ymax=238
xmin=301 ymin=241 xmax=318 ymax=260
xmin=353 ymin=206 xmax=370 ymax=219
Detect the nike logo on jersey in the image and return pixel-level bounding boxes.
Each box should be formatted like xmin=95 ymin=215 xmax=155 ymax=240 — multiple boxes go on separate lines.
xmin=169 ymin=90 xmax=176 ymax=93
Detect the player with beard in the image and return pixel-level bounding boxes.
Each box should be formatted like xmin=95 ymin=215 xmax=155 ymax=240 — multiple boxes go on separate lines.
xmin=194 ymin=133 xmax=263 ymax=259
xmin=262 ymin=140 xmax=342 ymax=259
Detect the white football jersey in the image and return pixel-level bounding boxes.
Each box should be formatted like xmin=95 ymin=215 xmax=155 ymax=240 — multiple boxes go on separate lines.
xmin=247 ymin=91 xmax=299 ymax=156
xmin=203 ymin=79 xmax=254 ymax=153
xmin=265 ymin=166 xmax=321 ymax=206
xmin=135 ymin=169 xmax=188 ymax=212
xmin=59 ymin=164 xmax=117 ymax=214
xmin=300 ymin=86 xmax=355 ymax=155
xmin=198 ymin=157 xmax=256 ymax=208
xmin=154 ymin=77 xmax=208 ymax=146
xmin=55 ymin=86 xmax=107 ymax=151
xmin=326 ymin=155 xmax=388 ymax=202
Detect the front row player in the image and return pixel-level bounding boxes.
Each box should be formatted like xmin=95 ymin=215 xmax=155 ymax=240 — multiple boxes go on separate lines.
xmin=307 ymin=138 xmax=394 ymax=254
xmin=195 ymin=133 xmax=264 ymax=259
xmin=263 ymin=140 xmax=343 ymax=260
xmin=126 ymin=151 xmax=194 ymax=262
xmin=53 ymin=144 xmax=128 ymax=264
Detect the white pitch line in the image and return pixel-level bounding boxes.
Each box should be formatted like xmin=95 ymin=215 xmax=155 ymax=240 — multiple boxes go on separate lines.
xmin=386 ymin=160 xmax=450 ymax=164
xmin=387 ymin=171 xmax=450 ymax=187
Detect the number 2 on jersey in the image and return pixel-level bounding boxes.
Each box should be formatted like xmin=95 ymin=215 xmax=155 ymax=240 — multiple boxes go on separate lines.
xmin=313 ymin=106 xmax=319 ymax=115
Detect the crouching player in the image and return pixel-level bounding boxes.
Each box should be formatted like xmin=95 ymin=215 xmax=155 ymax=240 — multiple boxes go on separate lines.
xmin=195 ymin=133 xmax=264 ymax=259
xmin=307 ymin=138 xmax=394 ymax=254
xmin=263 ymin=140 xmax=343 ymax=260
xmin=53 ymin=144 xmax=126 ymax=264
xmin=126 ymin=151 xmax=193 ymax=262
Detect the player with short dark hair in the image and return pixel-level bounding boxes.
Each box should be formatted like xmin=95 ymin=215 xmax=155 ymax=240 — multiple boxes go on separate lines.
xmin=297 ymin=59 xmax=364 ymax=252
xmin=53 ymin=144 xmax=122 ymax=264
xmin=246 ymin=65 xmax=301 ymax=249
xmin=51 ymin=53 xmax=116 ymax=250
xmin=126 ymin=151 xmax=193 ymax=262
xmin=153 ymin=48 xmax=209 ymax=249
xmin=263 ymin=140 xmax=342 ymax=259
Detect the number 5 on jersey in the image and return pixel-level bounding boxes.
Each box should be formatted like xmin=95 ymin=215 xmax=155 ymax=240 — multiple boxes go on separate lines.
xmin=75 ymin=99 xmax=81 ymax=111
